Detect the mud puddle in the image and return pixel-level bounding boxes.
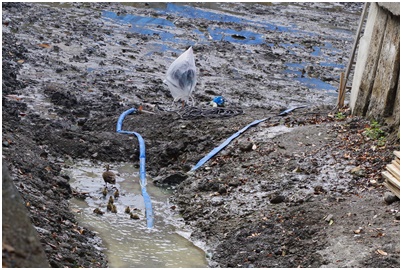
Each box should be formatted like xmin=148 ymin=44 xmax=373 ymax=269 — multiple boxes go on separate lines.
xmin=66 ymin=160 xmax=207 ymax=268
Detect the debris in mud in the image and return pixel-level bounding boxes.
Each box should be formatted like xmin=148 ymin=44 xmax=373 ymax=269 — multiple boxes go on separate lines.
xmin=324 ymin=214 xmax=334 ymax=223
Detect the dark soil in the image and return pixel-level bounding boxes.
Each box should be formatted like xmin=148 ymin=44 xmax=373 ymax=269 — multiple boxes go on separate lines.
xmin=2 ymin=2 xmax=399 ymax=268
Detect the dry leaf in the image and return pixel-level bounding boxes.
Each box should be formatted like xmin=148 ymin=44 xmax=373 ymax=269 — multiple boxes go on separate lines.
xmin=2 ymin=243 xmax=15 ymax=253
xmin=72 ymin=228 xmax=82 ymax=234
xmin=376 ymin=249 xmax=387 ymax=256
xmin=5 ymin=95 xmax=22 ymax=101
xmin=38 ymin=43 xmax=51 ymax=48
xmin=350 ymin=166 xmax=361 ymax=174
xmin=247 ymin=232 xmax=261 ymax=238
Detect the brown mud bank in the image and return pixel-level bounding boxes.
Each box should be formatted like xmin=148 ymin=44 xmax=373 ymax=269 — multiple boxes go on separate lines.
xmin=2 ymin=2 xmax=399 ymax=267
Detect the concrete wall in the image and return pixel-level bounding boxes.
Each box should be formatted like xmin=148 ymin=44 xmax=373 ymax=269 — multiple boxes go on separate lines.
xmin=350 ymin=2 xmax=400 ymax=128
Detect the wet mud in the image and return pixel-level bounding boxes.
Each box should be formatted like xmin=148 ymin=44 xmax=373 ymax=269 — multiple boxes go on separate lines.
xmin=2 ymin=2 xmax=399 ymax=268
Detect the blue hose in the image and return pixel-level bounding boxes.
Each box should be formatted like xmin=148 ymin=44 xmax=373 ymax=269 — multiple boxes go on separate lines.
xmin=190 ymin=118 xmax=270 ymax=171
xmin=116 ymin=108 xmax=154 ymax=229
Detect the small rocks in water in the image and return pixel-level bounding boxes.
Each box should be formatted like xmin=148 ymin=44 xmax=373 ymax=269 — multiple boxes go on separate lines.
xmin=114 ymin=189 xmax=119 ymax=199
xmin=384 ymin=192 xmax=399 ymax=205
xmin=125 ymin=206 xmax=130 ymax=214
xmin=93 ymin=208 xmax=104 ymax=215
xmin=130 ymin=213 xmax=140 ymax=220
xmin=270 ymin=195 xmax=285 ymax=204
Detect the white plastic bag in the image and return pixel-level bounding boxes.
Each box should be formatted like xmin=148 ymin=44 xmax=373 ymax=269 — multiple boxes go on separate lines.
xmin=164 ymin=47 xmax=197 ymax=103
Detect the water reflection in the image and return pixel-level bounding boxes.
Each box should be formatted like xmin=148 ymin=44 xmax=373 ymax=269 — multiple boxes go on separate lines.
xmin=68 ymin=160 xmax=207 ymax=268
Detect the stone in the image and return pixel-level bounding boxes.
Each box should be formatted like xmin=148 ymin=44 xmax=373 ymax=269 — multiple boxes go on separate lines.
xmin=2 ymin=162 xmax=49 ymax=267
xmin=270 ymin=195 xmax=285 ymax=204
xmin=383 ymin=192 xmax=399 ymax=204
xmin=153 ymin=172 xmax=188 ymax=187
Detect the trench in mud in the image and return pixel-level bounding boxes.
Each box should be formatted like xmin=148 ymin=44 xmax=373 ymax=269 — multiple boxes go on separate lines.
xmin=66 ymin=160 xmax=208 ymax=268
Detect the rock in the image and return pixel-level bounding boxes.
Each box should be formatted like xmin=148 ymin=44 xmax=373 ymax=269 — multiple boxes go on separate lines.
xmin=270 ymin=195 xmax=285 ymax=204
xmin=45 ymin=189 xmax=54 ymax=197
xmin=350 ymin=166 xmax=365 ymax=177
xmin=384 ymin=192 xmax=399 ymax=204
xmin=2 ymin=162 xmax=49 ymax=267
xmin=239 ymin=142 xmax=253 ymax=152
xmin=218 ymin=185 xmax=227 ymax=194
xmin=153 ymin=172 xmax=188 ymax=187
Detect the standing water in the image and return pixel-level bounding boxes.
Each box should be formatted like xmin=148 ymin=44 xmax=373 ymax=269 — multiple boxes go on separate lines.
xmin=66 ymin=160 xmax=207 ymax=268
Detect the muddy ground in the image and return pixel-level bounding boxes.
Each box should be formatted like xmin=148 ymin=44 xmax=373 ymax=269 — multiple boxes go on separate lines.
xmin=2 ymin=2 xmax=400 ymax=268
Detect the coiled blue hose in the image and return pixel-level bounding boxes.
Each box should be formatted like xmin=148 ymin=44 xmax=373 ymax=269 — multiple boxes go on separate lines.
xmin=116 ymin=108 xmax=154 ymax=229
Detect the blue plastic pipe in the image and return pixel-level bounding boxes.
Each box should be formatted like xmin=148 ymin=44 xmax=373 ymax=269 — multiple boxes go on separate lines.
xmin=116 ymin=108 xmax=154 ymax=229
xmin=190 ymin=118 xmax=270 ymax=171
xmin=278 ymin=105 xmax=307 ymax=116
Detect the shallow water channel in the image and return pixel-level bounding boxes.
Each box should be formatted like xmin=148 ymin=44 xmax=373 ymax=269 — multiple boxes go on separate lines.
xmin=67 ymin=160 xmax=207 ymax=268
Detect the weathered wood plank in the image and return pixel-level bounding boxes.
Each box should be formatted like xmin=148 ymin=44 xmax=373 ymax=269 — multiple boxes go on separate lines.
xmin=386 ymin=164 xmax=400 ymax=179
xmin=382 ymin=171 xmax=400 ymax=188
xmin=394 ymin=151 xmax=400 ymax=159
xmin=367 ymin=12 xmax=400 ymax=118
xmin=352 ymin=3 xmax=388 ymax=116
xmin=384 ymin=181 xmax=400 ymax=198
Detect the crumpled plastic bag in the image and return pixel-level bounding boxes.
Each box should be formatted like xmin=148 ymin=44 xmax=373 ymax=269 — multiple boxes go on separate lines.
xmin=164 ymin=46 xmax=197 ymax=103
